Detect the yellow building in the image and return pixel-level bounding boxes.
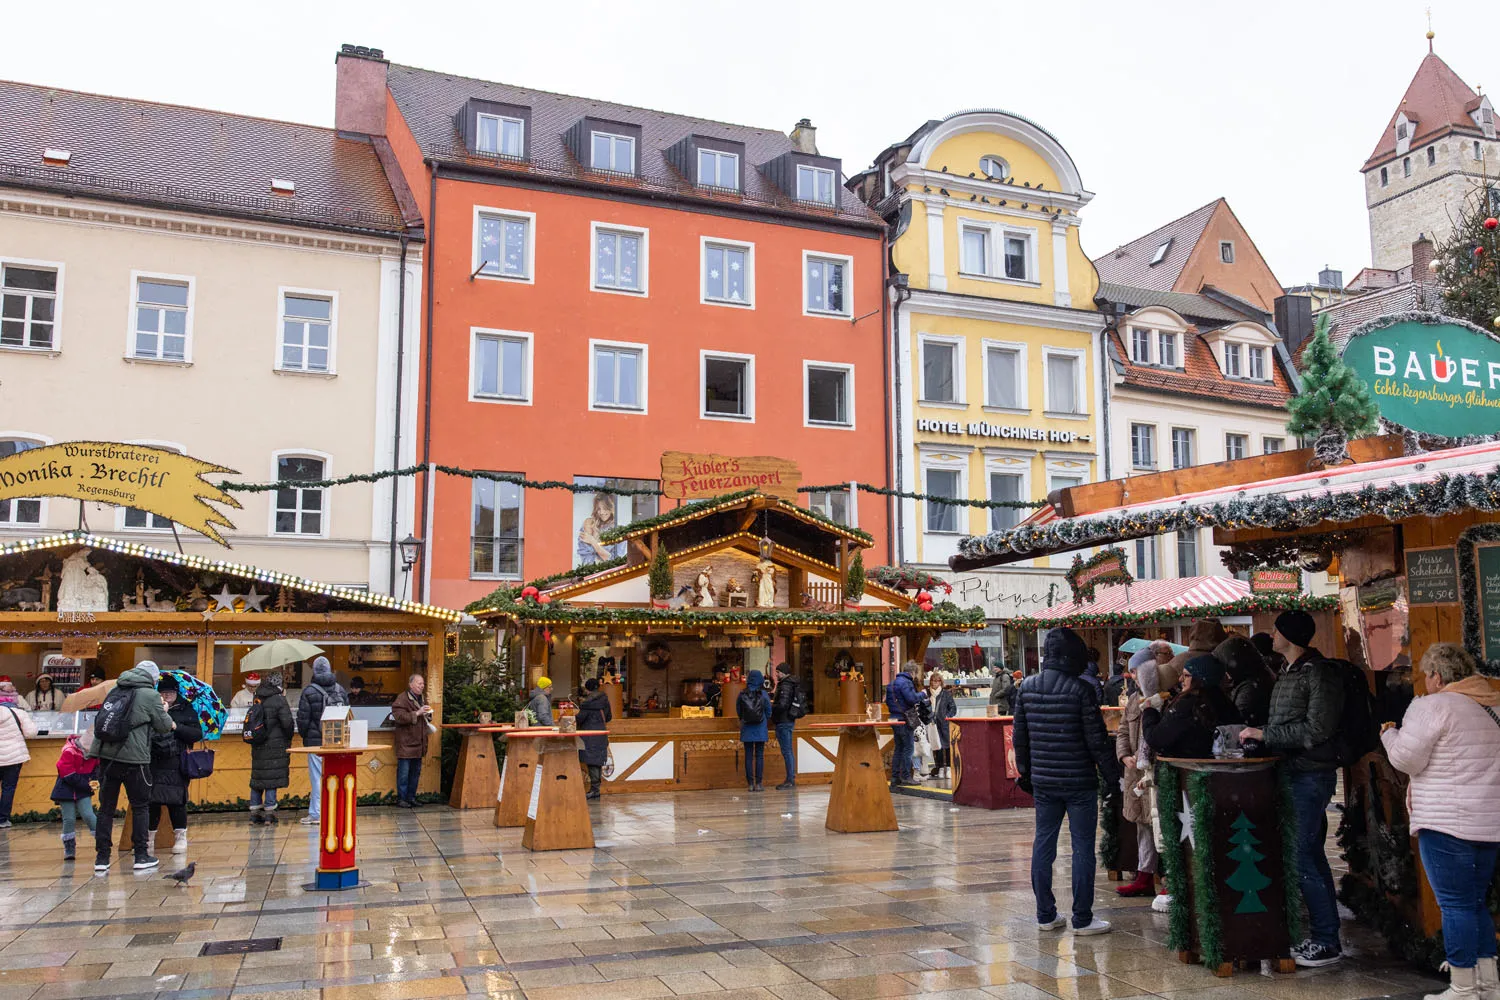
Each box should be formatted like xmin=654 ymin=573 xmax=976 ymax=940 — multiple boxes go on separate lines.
xmin=850 ymin=110 xmax=1103 ymax=666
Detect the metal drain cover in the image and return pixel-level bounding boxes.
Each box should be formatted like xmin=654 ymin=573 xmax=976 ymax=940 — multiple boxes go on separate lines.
xmin=199 ymin=937 xmax=282 ymax=956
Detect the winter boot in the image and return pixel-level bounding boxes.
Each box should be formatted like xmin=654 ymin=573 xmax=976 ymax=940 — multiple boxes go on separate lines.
xmin=1476 ymin=958 xmax=1500 ymax=1000
xmin=1425 ymin=964 xmax=1479 ymax=1000
xmin=62 ymin=835 xmax=76 ymax=862
xmin=172 ymin=829 xmax=188 ymax=854
xmin=1117 ymin=870 xmax=1154 ymax=897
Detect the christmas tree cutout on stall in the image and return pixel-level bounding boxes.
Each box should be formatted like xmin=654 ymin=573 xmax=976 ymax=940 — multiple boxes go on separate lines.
xmin=1224 ymin=811 xmax=1271 ymax=914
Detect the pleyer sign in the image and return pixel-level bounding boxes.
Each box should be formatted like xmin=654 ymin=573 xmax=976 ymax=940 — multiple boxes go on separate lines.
xmin=1343 ymin=319 xmax=1500 ymax=438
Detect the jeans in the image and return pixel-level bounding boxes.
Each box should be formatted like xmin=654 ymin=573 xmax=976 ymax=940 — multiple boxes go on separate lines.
xmin=1289 ymin=768 xmax=1341 ymax=949
xmin=891 ymin=725 xmax=915 ymax=784
xmin=1419 ymin=829 xmax=1500 ymax=969
xmin=249 ymin=787 xmax=278 ymax=812
xmin=743 ymin=741 xmax=765 ymax=786
xmin=397 ymin=757 xmax=422 ymax=803
xmin=1032 ymin=786 xmax=1099 ymax=928
xmin=307 ymin=753 xmax=324 ymax=820
xmin=151 ymin=802 xmax=187 ymax=831
xmin=0 ymin=763 xmax=19 ymax=821
xmin=59 ymin=798 xmax=96 ymax=839
xmin=775 ymin=723 xmax=796 ymax=783
xmin=95 ymin=760 xmax=151 ymax=860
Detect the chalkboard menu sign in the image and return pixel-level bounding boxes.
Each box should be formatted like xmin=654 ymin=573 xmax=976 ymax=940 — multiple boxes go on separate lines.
xmin=1477 ymin=544 xmax=1500 ymax=661
xmin=1406 ymin=546 xmax=1460 ymax=606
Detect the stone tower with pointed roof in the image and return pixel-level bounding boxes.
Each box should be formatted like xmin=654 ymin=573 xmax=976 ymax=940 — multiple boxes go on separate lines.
xmin=1363 ymin=37 xmax=1497 ymax=270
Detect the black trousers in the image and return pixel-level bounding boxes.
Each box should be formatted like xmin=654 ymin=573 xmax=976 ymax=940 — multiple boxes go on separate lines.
xmin=151 ymin=802 xmax=188 ymax=831
xmin=95 ymin=760 xmax=151 ymax=860
xmin=743 ymin=741 xmax=765 ymax=785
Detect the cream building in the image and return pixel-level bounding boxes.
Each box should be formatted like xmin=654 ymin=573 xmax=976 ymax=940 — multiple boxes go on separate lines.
xmin=0 ymin=81 xmax=424 ymax=593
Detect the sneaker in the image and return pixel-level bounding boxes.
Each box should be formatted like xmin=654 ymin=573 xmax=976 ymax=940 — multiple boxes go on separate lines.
xmin=1074 ymin=919 xmax=1111 ymax=936
xmin=94 ymin=856 xmax=110 ymax=874
xmin=1294 ymin=942 xmax=1342 ymax=968
xmin=132 ymin=854 xmax=159 ymax=871
xmin=172 ymin=830 xmax=188 ymax=853
xmin=1037 ymin=916 xmax=1067 ymax=931
xmin=1151 ymin=893 xmax=1172 ymax=913
xmin=775 ymin=782 xmax=794 ymax=790
xmin=299 ymin=816 xmax=317 ymax=825
xmin=0 ymin=820 xmax=12 ymax=829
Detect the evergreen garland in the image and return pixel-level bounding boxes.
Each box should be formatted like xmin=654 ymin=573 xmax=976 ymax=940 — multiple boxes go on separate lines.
xmin=1435 ymin=192 xmax=1500 ymax=331
xmin=1008 ymin=594 xmax=1336 ymax=631
xmin=478 ymin=557 xmax=630 ymax=604
xmin=466 ymin=593 xmax=985 ymax=628
xmin=595 ymin=489 xmax=874 ymax=546
xmin=1065 ymin=546 xmax=1131 ymax=603
xmin=866 ymin=565 xmax=953 ymax=594
xmin=1187 ymin=770 xmax=1225 ymax=970
xmin=1277 ymin=765 xmax=1306 ymax=946
xmin=800 ymin=482 xmax=1046 ymax=510
xmin=1286 ymin=313 xmax=1380 ymax=465
xmin=1156 ymin=762 xmax=1193 ymax=953
xmin=1220 ymin=530 xmax=1376 ymax=575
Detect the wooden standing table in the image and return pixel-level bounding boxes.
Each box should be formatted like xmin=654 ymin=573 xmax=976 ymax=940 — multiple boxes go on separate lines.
xmin=289 ymin=745 xmax=385 ymax=890
xmin=481 ymin=725 xmax=554 ymax=828
xmin=505 ymin=729 xmax=606 ymax=851
xmin=804 ymin=721 xmax=903 ymax=833
xmin=442 ymin=723 xmax=502 ymax=808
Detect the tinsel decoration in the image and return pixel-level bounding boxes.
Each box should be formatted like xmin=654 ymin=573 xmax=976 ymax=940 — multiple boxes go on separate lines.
xmin=1286 ymin=313 xmax=1379 ymax=467
xmin=1220 ymin=530 xmax=1377 ymax=575
xmin=1455 ymin=523 xmax=1500 ymax=675
xmin=1065 ymin=546 xmax=1131 ymax=604
xmin=1007 ymin=593 xmax=1335 ymax=632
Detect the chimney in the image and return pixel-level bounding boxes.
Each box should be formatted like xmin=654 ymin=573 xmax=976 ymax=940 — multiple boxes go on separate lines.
xmin=1317 ymin=266 xmax=1343 ymax=288
xmin=335 ymin=44 xmax=390 ymax=137
xmin=1274 ymin=293 xmax=1314 ymax=355
xmin=1410 ymin=233 xmax=1436 ymax=284
xmin=789 ymin=118 xmax=818 ymax=155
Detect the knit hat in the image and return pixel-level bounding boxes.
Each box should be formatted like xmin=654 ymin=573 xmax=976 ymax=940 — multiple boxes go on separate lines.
xmin=1274 ymin=610 xmax=1317 ymax=649
xmin=157 ymin=674 xmax=180 ymax=695
xmin=536 ymin=676 xmax=552 ymax=689
xmin=584 ymin=678 xmax=599 ymax=692
xmin=1184 ymin=655 xmax=1224 ymax=689
xmin=775 ymin=662 xmax=791 ymax=676
xmin=1250 ymin=632 xmax=1276 ymax=660
xmin=137 ymin=660 xmax=161 ymax=683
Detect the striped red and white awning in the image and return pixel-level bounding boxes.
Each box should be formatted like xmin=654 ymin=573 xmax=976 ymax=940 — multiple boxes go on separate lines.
xmin=1024 ymin=576 xmax=1251 ymax=624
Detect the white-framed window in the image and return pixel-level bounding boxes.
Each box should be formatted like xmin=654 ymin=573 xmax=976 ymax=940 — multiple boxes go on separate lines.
xmin=1380 ymin=166 xmax=1389 ymax=187
xmin=1135 ymin=537 xmax=1160 ymax=581
xmin=589 ymin=340 xmax=647 ymax=412
xmin=960 ymin=225 xmax=990 ymax=275
xmin=471 ymin=475 xmax=523 ymax=579
xmin=697 ymin=149 xmax=739 ymax=190
xmin=796 ymin=164 xmax=835 ymax=205
xmin=0 ymin=437 xmax=45 ymax=525
xmin=271 ymin=452 xmax=329 ymax=537
xmin=477 ymin=114 xmax=524 ymax=158
xmin=590 ymin=131 xmax=635 ymax=173
xmin=1427 ymin=145 xmax=1436 ymax=166
xmin=701 ymin=350 xmax=754 ymax=421
xmin=591 ymin=223 xmax=647 ymax=295
xmin=470 ymin=328 xmax=533 ymax=404
xmin=1176 ymin=529 xmax=1199 ymax=577
xmin=803 ymin=251 xmax=852 ymax=317
xmin=958 ymin=220 xmax=1035 ymax=282
xmin=804 ymin=361 xmax=854 ymax=429
xmin=701 ymin=238 xmax=753 ymax=307
xmin=979 ymin=155 xmax=1008 ymax=180
xmin=1003 ymin=234 xmax=1029 ymax=280
xmin=924 ymin=468 xmax=962 ymax=533
xmin=121 ymin=440 xmax=183 ymax=531
xmin=989 ymin=472 xmax=1022 ymax=532
xmin=1224 ymin=342 xmax=1243 ymax=377
xmin=1043 ymin=349 xmax=1084 ymax=416
xmin=1249 ymin=346 xmax=1268 ymax=381
xmin=1171 ymin=428 xmax=1195 ymax=470
xmin=1219 ymin=241 xmax=1235 ymax=264
xmin=474 ymin=207 xmax=535 ymax=282
xmin=1263 ymin=436 xmax=1285 ymax=455
xmin=1 ymin=260 xmax=60 ymax=351
xmin=128 ymin=273 xmax=192 ymax=362
xmin=277 ymin=288 xmax=335 ymax=374
xmin=1130 ymin=327 xmax=1152 ymax=363
xmin=1226 ymin=433 xmax=1248 ymax=461
xmin=1130 ymin=423 xmax=1155 ymax=470
xmin=1157 ymin=331 xmax=1180 ymax=368
xmin=983 ymin=341 xmax=1025 ymax=409
xmin=920 ymin=336 xmax=961 ymax=404
xmin=1403 ymin=156 xmax=1412 ymax=178
xmin=807 ymin=490 xmax=849 ymax=525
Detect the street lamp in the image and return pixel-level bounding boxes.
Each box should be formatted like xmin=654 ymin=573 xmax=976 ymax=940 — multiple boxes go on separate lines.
xmin=399 ymin=534 xmax=423 ymax=599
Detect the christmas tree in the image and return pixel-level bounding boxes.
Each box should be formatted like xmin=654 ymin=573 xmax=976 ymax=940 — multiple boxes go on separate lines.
xmin=1224 ymin=812 xmax=1272 ymax=914
xmin=648 ymin=544 xmax=672 ymax=600
xmin=1286 ymin=312 xmax=1380 ymax=465
xmin=1434 ymin=191 xmax=1500 ymax=331
xmin=845 ymin=551 xmax=865 ymax=603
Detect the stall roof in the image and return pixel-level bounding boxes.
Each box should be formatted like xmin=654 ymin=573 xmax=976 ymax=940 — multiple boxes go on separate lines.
xmin=1006 ymin=576 xmax=1334 ymax=630
xmin=952 ymin=440 xmax=1500 ymax=571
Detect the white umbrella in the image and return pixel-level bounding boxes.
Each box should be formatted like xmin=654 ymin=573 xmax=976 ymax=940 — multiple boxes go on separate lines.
xmin=238 ymin=639 xmax=324 ymax=674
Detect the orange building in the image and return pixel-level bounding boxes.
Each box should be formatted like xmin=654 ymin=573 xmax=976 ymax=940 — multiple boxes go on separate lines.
xmin=333 ymin=46 xmax=889 ymax=609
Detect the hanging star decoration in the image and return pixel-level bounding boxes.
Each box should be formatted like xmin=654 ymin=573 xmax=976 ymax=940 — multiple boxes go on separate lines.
xmin=241 ymin=587 xmax=268 ymax=612
xmin=1178 ymin=791 xmax=1196 ymax=849
xmin=210 ymin=585 xmax=239 ymax=613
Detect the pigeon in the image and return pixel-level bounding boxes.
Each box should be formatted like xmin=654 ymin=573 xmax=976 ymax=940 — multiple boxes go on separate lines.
xmin=163 ymin=862 xmax=196 ymax=886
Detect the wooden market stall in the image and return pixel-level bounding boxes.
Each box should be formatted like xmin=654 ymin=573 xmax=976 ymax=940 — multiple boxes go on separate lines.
xmin=0 ymin=532 xmax=458 ymax=817
xmin=468 ymin=490 xmax=982 ymax=793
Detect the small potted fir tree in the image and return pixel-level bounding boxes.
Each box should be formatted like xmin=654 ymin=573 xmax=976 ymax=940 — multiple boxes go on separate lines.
xmin=648 ymin=545 xmax=672 ymax=610
xmin=844 ymin=551 xmax=865 ymax=610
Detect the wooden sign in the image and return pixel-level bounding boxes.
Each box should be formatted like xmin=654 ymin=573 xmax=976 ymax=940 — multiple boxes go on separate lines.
xmin=1406 ymin=546 xmax=1459 ymax=606
xmin=1477 ymin=544 xmax=1500 ymax=662
xmin=1249 ymin=568 xmax=1301 ymax=594
xmin=60 ymin=637 xmax=98 ymax=659
xmin=659 ymin=451 xmax=801 ymax=501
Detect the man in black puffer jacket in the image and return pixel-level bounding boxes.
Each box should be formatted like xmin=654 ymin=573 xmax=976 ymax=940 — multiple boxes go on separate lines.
xmin=1013 ymin=627 xmax=1120 ymax=937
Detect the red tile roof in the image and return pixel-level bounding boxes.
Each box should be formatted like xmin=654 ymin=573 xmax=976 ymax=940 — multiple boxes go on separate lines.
xmin=1363 ymin=52 xmax=1482 ymax=170
xmin=1110 ymin=326 xmax=1293 ymax=409
xmin=1092 ymin=199 xmax=1220 ymax=291
xmin=0 ymin=79 xmax=411 ymax=236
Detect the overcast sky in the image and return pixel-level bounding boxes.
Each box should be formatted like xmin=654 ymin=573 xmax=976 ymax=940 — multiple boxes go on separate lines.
xmin=6 ymin=0 xmax=1489 ymax=286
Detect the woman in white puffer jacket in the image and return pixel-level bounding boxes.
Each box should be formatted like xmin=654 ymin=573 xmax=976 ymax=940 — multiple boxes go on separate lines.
xmin=0 ymin=681 xmax=37 ymax=829
xmin=1382 ymin=643 xmax=1500 ymax=1000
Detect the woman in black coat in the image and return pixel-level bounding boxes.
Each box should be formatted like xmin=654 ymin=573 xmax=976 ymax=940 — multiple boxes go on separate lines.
xmin=574 ymin=678 xmax=613 ymax=800
xmin=248 ymin=676 xmax=294 ymax=824
xmin=1145 ymin=655 xmax=1242 ymax=759
xmin=150 ymin=674 xmax=203 ymax=854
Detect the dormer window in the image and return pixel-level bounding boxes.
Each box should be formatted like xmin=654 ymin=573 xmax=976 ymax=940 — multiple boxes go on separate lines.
xmin=1395 ymin=112 xmax=1416 ymax=155
xmin=979 ymin=155 xmax=1008 ymax=180
xmin=1150 ymin=239 xmax=1172 ymax=266
xmin=477 ymin=114 xmax=524 ymax=158
xmin=698 ymin=148 xmax=739 ymax=191
xmin=1248 ymin=345 xmax=1268 ymax=380
xmin=1157 ymin=331 xmax=1180 ymax=368
xmin=591 ymin=131 xmax=636 ymax=174
xmin=797 ymin=164 xmax=835 ymax=205
xmin=1224 ymin=342 xmax=1243 ymax=377
xmin=1130 ymin=327 xmax=1151 ymax=363
xmin=1396 ymin=121 xmax=1408 ymax=141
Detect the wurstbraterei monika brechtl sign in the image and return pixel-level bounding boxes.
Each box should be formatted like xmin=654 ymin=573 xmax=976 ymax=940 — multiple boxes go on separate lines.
xmin=1343 ymin=315 xmax=1500 ymax=439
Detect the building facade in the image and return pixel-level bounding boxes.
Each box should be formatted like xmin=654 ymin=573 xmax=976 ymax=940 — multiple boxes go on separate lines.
xmin=0 ymin=80 xmax=423 ymax=593
xmin=1362 ymin=42 xmax=1498 ymax=271
xmin=333 ymin=47 xmax=890 ymax=610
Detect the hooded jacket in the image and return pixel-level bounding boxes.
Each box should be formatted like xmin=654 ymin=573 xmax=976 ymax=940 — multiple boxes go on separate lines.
xmin=575 ymin=690 xmax=613 ymax=766
xmin=88 ymin=666 xmax=174 ymax=766
xmin=1013 ymin=629 xmax=1120 ymax=792
xmin=1383 ymin=676 xmax=1500 ymax=840
xmin=527 ymin=688 xmax=554 ymax=727
xmin=885 ymin=671 xmax=924 ymax=718
xmin=0 ymin=700 xmax=36 ymax=767
xmin=296 ymin=657 xmax=349 ymax=746
xmin=51 ymin=735 xmax=97 ymax=802
xmin=736 ymin=670 xmax=772 ymax=742
xmin=248 ymin=679 xmax=294 ymax=790
xmin=1163 ymin=620 xmax=1229 ymax=676
xmin=771 ymin=674 xmax=800 ymax=726
xmin=1214 ymin=636 xmax=1275 ymax=728
xmin=1117 ymin=655 xmax=1174 ymax=825
xmin=988 ymin=671 xmax=1015 ymax=713
xmin=150 ymin=695 xmax=204 ymax=805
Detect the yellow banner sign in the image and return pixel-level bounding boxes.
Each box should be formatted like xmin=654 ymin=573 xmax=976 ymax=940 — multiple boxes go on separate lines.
xmin=0 ymin=442 xmax=241 ymax=546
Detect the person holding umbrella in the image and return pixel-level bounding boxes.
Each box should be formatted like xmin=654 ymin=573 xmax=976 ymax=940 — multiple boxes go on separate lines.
xmin=246 ymin=675 xmax=293 ymax=824
xmin=149 ymin=674 xmax=202 ymax=853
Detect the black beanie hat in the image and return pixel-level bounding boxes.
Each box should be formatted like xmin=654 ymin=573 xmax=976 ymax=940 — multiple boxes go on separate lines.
xmin=1184 ymin=654 xmax=1225 ymax=689
xmin=1274 ymin=610 xmax=1316 ymax=649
